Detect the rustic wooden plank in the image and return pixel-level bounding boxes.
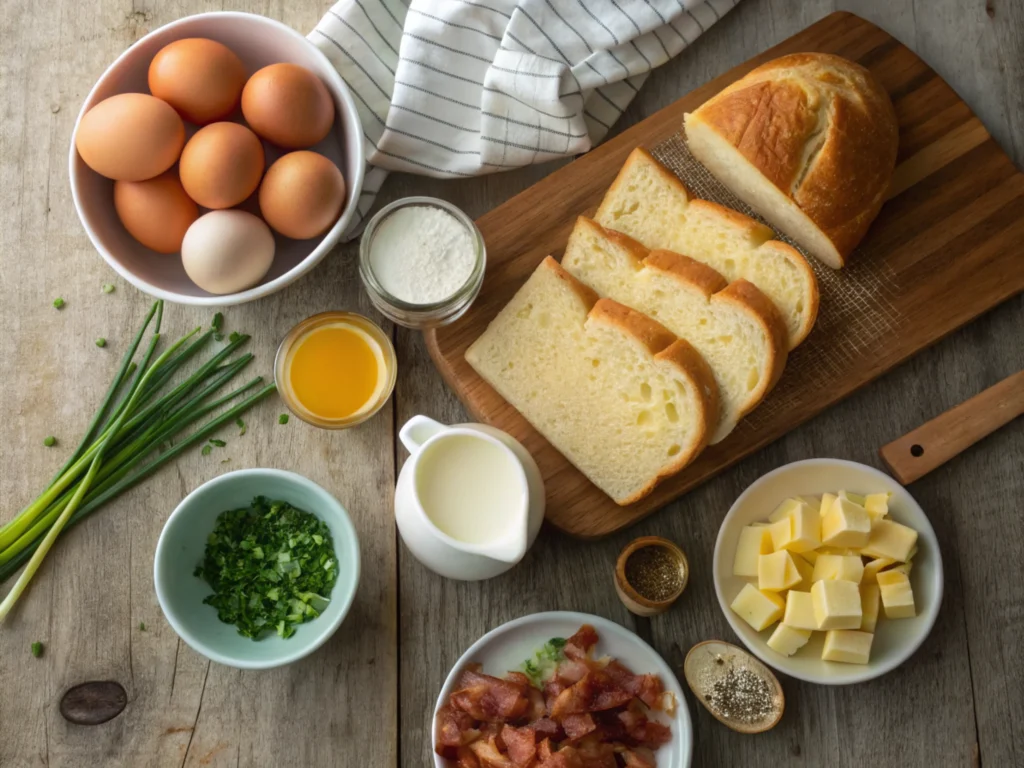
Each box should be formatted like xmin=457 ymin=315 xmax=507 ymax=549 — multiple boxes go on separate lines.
xmin=0 ymin=1 xmax=396 ymax=767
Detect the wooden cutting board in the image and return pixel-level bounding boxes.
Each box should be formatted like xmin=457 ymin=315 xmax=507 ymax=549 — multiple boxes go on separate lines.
xmin=424 ymin=11 xmax=1024 ymax=539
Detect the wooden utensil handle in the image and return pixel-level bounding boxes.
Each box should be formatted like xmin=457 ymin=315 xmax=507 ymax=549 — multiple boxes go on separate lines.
xmin=880 ymin=371 xmax=1024 ymax=484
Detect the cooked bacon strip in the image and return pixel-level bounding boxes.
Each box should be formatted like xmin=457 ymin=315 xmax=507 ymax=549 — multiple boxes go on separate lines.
xmin=554 ymin=658 xmax=591 ymax=685
xmin=505 ymin=671 xmax=532 ymax=687
xmin=538 ymin=737 xmax=554 ymax=761
xmin=538 ymin=745 xmax=584 ymax=768
xmin=602 ymin=661 xmax=665 ymax=710
xmin=551 ymin=671 xmax=633 ymax=718
xmin=563 ymin=625 xmax=599 ymax=661
xmin=468 ymin=737 xmax=515 ymax=768
xmin=561 ymin=713 xmax=597 ymax=741
xmin=529 ymin=717 xmax=562 ymax=739
xmin=622 ymin=747 xmax=657 ymax=768
xmin=436 ymin=703 xmax=479 ymax=749
xmin=500 ymin=724 xmax=537 ymax=767
xmin=452 ymin=669 xmax=530 ymax=722
xmin=574 ymin=736 xmax=618 ymax=768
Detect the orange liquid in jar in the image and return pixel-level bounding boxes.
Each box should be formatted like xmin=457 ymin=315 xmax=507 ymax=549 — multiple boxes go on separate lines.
xmin=287 ymin=323 xmax=384 ymax=420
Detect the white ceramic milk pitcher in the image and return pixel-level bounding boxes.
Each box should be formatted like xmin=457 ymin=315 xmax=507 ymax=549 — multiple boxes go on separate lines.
xmin=394 ymin=415 xmax=545 ymax=581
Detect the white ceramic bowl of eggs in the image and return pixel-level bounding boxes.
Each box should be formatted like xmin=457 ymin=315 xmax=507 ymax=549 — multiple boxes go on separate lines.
xmin=70 ymin=12 xmax=365 ymax=306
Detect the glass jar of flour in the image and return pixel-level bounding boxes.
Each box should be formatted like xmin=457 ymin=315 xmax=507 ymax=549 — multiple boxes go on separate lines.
xmin=358 ymin=197 xmax=486 ymax=329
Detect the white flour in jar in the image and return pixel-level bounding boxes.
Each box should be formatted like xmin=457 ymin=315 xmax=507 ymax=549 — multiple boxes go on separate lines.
xmin=367 ymin=205 xmax=476 ymax=304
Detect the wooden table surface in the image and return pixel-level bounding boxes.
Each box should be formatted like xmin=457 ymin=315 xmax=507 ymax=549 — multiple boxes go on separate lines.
xmin=1 ymin=1 xmax=1021 ymax=766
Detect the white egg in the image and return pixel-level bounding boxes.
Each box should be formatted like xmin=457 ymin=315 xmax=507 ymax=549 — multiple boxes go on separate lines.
xmin=181 ymin=210 xmax=276 ymax=295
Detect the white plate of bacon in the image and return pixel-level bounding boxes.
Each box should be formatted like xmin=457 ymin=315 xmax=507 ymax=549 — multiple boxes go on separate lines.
xmin=433 ymin=611 xmax=692 ymax=768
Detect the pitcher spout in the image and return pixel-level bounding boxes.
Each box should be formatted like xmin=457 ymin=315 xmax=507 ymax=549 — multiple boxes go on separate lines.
xmin=476 ymin=525 xmax=528 ymax=564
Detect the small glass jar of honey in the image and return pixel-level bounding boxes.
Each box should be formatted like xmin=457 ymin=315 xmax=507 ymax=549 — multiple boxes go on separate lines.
xmin=275 ymin=312 xmax=397 ymax=429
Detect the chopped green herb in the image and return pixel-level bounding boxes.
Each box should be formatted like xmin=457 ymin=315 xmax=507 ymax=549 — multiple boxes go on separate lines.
xmin=211 ymin=312 xmax=223 ymax=332
xmin=519 ymin=637 xmax=567 ymax=687
xmin=236 ymin=417 xmax=247 ymax=436
xmin=209 ymin=438 xmax=226 ymax=447
xmin=214 ymin=333 xmax=225 ymax=342
xmin=138 ymin=622 xmax=146 ymax=631
xmin=31 ymin=641 xmax=43 ymax=657
xmin=101 ymin=283 xmax=115 ymax=294
xmin=201 ymin=445 xmax=212 ymax=457
xmin=229 ymin=331 xmax=242 ymax=344
xmin=53 ymin=297 xmax=65 ymax=310
xmin=95 ymin=338 xmax=107 ymax=348
xmin=194 ymin=497 xmax=338 ymax=640
xmin=278 ymin=414 xmax=289 ymax=425
xmin=220 ymin=458 xmax=231 ymax=464
xmin=43 ymin=436 xmax=56 ymax=447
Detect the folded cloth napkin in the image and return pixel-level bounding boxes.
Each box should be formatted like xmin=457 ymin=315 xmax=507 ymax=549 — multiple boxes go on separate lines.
xmin=310 ymin=0 xmax=739 ymax=234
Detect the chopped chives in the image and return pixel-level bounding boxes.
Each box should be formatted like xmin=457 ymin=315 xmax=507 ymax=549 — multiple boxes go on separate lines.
xmin=95 ymin=338 xmax=106 ymax=348
xmin=278 ymin=414 xmax=289 ymax=425
xmin=101 ymin=283 xmax=115 ymax=294
xmin=53 ymin=298 xmax=65 ymax=309
xmin=43 ymin=436 xmax=56 ymax=447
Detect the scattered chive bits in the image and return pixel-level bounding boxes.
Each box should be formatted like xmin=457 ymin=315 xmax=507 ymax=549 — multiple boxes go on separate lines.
xmin=95 ymin=338 xmax=107 ymax=348
xmin=31 ymin=641 xmax=43 ymax=658
xmin=209 ymin=438 xmax=226 ymax=448
xmin=201 ymin=445 xmax=212 ymax=457
xmin=236 ymin=417 xmax=247 ymax=436
xmin=194 ymin=497 xmax=337 ymax=639
xmin=53 ymin=297 xmax=65 ymax=310
xmin=211 ymin=312 xmax=224 ymax=332
xmin=101 ymin=283 xmax=115 ymax=294
xmin=229 ymin=331 xmax=242 ymax=344
xmin=138 ymin=622 xmax=146 ymax=631
xmin=43 ymin=436 xmax=56 ymax=447
xmin=278 ymin=414 xmax=289 ymax=425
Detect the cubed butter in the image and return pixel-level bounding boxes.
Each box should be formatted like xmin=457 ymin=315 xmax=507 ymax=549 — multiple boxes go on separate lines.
xmin=838 ymin=490 xmax=867 ymax=506
xmin=822 ymin=629 xmax=874 ymax=664
xmin=864 ymin=492 xmax=891 ymax=525
xmin=861 ymin=557 xmax=896 ymax=583
xmin=731 ymin=583 xmax=786 ymax=631
xmin=877 ymin=570 xmax=916 ymax=618
xmin=811 ymin=579 xmax=863 ymax=630
xmin=758 ymin=551 xmax=802 ymax=591
xmin=860 ymin=584 xmax=881 ymax=632
xmin=783 ymin=590 xmax=818 ymax=630
xmin=811 ymin=553 xmax=864 ymax=583
xmin=768 ymin=497 xmax=804 ymax=522
xmin=821 ymin=496 xmax=871 ymax=549
xmin=818 ymin=492 xmax=837 ymax=518
xmin=767 ymin=624 xmax=811 ymax=656
xmin=861 ymin=519 xmax=918 ymax=562
xmin=791 ymin=553 xmax=814 ymax=591
xmin=769 ymin=518 xmax=793 ymax=551
xmin=786 ymin=502 xmax=821 ymax=553
xmin=733 ymin=525 xmax=774 ymax=577
xmin=801 ymin=548 xmax=820 ymax=565
xmin=890 ymin=561 xmax=913 ymax=576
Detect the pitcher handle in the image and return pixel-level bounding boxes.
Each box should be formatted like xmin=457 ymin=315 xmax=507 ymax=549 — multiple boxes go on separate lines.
xmin=399 ymin=415 xmax=448 ymax=455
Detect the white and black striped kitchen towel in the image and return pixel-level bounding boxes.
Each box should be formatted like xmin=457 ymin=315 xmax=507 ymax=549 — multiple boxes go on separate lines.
xmin=309 ymin=0 xmax=739 ymax=235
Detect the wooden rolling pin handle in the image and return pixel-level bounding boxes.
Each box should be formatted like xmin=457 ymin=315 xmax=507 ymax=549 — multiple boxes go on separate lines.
xmin=880 ymin=371 xmax=1024 ymax=484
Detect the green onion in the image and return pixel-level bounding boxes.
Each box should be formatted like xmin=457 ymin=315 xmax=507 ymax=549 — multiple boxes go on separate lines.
xmin=43 ymin=436 xmax=56 ymax=447
xmin=229 ymin=331 xmax=241 ymax=344
xmin=102 ymin=283 xmax=115 ymax=294
xmin=201 ymin=445 xmax=212 ymax=456
xmin=278 ymin=414 xmax=289 ymax=425
xmin=211 ymin=312 xmax=223 ymax=332
xmin=0 ymin=300 xmax=278 ymax=616
xmin=139 ymin=622 xmax=145 ymax=631
xmin=236 ymin=417 xmax=246 ymax=436
xmin=209 ymin=438 xmax=226 ymax=448
xmin=53 ymin=298 xmax=65 ymax=309
xmin=95 ymin=338 xmax=106 ymax=348
xmin=31 ymin=641 xmax=43 ymax=657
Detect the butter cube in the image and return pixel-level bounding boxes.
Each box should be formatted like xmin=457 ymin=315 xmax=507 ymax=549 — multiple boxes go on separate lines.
xmin=907 ymin=543 xmax=918 ymax=561
xmin=811 ymin=554 xmax=864 ymax=583
xmin=861 ymin=519 xmax=918 ymax=562
xmin=818 ymin=492 xmax=837 ymax=518
xmin=838 ymin=490 xmax=867 ymax=506
xmin=767 ymin=624 xmax=811 ymax=656
xmin=791 ymin=553 xmax=814 ymax=591
xmin=758 ymin=551 xmax=802 ymax=591
xmin=801 ymin=548 xmax=821 ymax=565
xmin=890 ymin=561 xmax=913 ymax=576
xmin=821 ymin=496 xmax=871 ymax=549
xmin=731 ymin=583 xmax=786 ymax=631
xmin=861 ymin=557 xmax=896 ymax=583
xmin=786 ymin=502 xmax=821 ymax=553
xmin=768 ymin=497 xmax=804 ymax=522
xmin=860 ymin=584 xmax=881 ymax=632
xmin=864 ymin=492 xmax=891 ymax=525
xmin=733 ymin=525 xmax=774 ymax=577
xmin=811 ymin=579 xmax=862 ymax=630
xmin=783 ymin=590 xmax=818 ymax=630
xmin=768 ymin=518 xmax=794 ymax=551
xmin=822 ymin=629 xmax=873 ymax=664
xmin=799 ymin=495 xmax=821 ymax=508
xmin=877 ymin=570 xmax=916 ymax=618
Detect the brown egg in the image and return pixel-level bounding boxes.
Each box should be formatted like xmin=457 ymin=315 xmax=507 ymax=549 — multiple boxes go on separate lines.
xmin=241 ymin=64 xmax=335 ymax=149
xmin=259 ymin=151 xmax=346 ymax=240
xmin=178 ymin=122 xmax=265 ymax=209
xmin=113 ymin=170 xmax=199 ymax=253
xmin=148 ymin=38 xmax=247 ymax=125
xmin=75 ymin=93 xmax=185 ymax=181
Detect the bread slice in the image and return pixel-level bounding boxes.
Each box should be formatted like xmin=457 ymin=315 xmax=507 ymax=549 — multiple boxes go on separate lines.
xmin=684 ymin=53 xmax=898 ymax=269
xmin=562 ymin=217 xmax=787 ymax=444
xmin=465 ymin=256 xmax=719 ymax=505
xmin=594 ymin=147 xmax=818 ymax=349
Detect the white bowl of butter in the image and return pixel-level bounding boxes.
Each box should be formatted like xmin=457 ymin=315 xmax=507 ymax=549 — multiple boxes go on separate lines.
xmin=713 ymin=459 xmax=943 ymax=685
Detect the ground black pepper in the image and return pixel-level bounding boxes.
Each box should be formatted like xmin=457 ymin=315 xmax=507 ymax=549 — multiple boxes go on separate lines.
xmin=705 ymin=666 xmax=776 ymax=725
xmin=624 ymin=545 xmax=685 ymax=602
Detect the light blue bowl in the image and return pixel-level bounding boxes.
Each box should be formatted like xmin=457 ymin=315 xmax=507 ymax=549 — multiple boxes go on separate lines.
xmin=154 ymin=469 xmax=360 ymax=669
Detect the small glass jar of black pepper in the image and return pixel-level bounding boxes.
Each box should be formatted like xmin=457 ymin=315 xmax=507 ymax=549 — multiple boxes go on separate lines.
xmin=614 ymin=536 xmax=689 ymax=616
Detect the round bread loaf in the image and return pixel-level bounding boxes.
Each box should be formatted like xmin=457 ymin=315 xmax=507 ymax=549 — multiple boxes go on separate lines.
xmin=684 ymin=53 xmax=898 ymax=269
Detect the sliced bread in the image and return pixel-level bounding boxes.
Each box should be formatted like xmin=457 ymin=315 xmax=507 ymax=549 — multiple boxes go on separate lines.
xmin=561 ymin=216 xmax=788 ymax=444
xmin=594 ymin=147 xmax=819 ymax=349
xmin=465 ymin=256 xmax=719 ymax=505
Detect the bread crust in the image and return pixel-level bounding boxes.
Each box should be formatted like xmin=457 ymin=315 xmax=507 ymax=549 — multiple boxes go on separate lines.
xmin=588 ymin=298 xmax=719 ymax=505
xmin=539 ymin=255 xmax=600 ymax=309
xmin=595 ymin=147 xmax=690 ymax=223
xmin=643 ymin=248 xmax=729 ymax=295
xmin=689 ymin=52 xmax=898 ymax=262
xmin=716 ymin=278 xmax=789 ymax=395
